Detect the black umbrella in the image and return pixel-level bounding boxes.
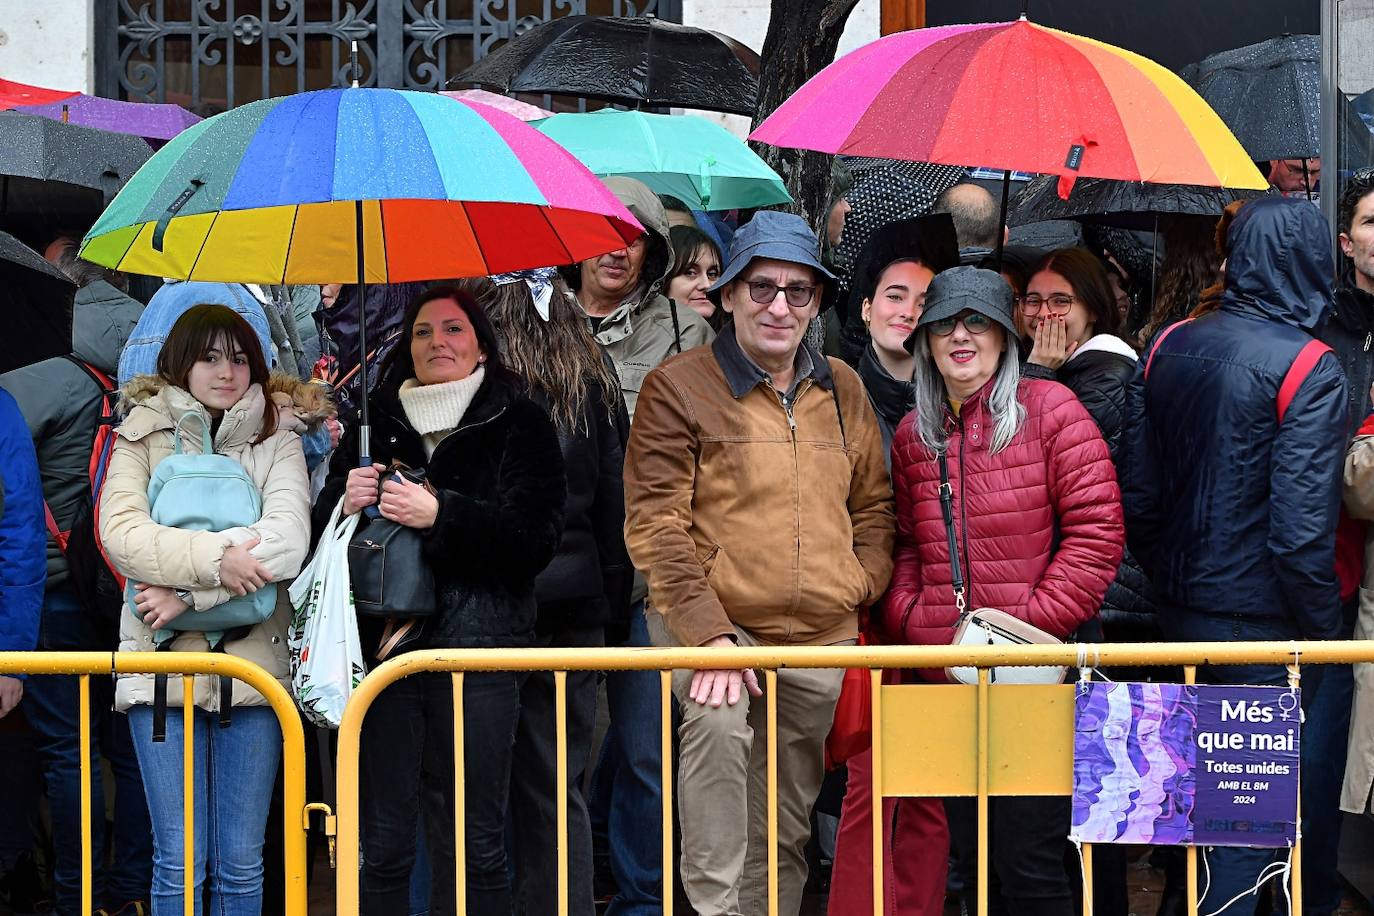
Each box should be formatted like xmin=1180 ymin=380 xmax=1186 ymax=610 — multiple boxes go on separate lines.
xmin=1183 ymin=34 xmax=1374 ymax=170
xmin=0 ymin=111 xmax=152 ymax=243
xmin=1009 ymin=174 xmax=1268 ymax=231
xmin=452 ymin=16 xmax=760 ymax=116
xmin=0 ymin=230 xmax=75 ymax=373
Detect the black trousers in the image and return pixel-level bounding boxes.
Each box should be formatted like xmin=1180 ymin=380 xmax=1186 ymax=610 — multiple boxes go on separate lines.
xmin=360 ymin=670 xmax=520 ymax=916
xmin=509 ymin=625 xmax=602 ymax=916
xmin=946 ymin=795 xmax=1075 ymax=916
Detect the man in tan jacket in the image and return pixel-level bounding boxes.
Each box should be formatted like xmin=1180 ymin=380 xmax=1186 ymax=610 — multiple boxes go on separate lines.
xmin=624 ymin=211 xmax=895 ymax=916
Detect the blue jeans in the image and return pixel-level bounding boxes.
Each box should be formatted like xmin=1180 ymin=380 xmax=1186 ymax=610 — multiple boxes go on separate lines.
xmin=588 ymin=603 xmax=663 ymax=916
xmin=27 ymin=584 xmax=152 ymax=914
xmin=128 ymin=705 xmax=282 ymax=916
xmin=1163 ymin=612 xmax=1299 ymax=916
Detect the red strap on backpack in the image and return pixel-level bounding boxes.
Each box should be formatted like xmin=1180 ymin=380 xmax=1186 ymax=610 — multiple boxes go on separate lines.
xmin=44 ymin=501 xmax=69 ymax=552
xmin=1276 ymin=339 xmax=1332 ymax=422
xmin=1143 ymin=319 xmax=1190 ymax=381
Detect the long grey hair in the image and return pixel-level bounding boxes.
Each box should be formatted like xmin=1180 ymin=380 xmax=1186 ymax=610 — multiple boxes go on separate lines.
xmin=910 ymin=329 xmax=1025 ymax=455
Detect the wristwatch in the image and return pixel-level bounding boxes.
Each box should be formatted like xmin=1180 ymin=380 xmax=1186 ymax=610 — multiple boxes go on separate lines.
xmin=174 ymin=588 xmax=194 ymax=607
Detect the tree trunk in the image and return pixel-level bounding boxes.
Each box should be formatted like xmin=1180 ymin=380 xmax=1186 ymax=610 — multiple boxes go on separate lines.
xmin=750 ymin=0 xmax=863 ymax=231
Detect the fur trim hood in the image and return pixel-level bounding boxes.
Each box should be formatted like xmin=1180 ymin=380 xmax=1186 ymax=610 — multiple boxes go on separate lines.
xmin=120 ymin=372 xmax=333 ymax=420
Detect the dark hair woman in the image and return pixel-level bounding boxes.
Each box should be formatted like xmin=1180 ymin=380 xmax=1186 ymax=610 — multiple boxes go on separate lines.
xmin=101 ymin=304 xmax=312 ymax=915
xmin=886 ymin=267 xmax=1123 ymax=916
xmin=1021 ymin=248 xmax=1135 ymax=451
xmin=315 ymin=285 xmax=566 ymax=915
xmin=464 ymin=270 xmax=630 ymax=916
xmin=666 ymin=224 xmax=724 ymax=330
xmin=1136 ymin=214 xmax=1226 ymax=346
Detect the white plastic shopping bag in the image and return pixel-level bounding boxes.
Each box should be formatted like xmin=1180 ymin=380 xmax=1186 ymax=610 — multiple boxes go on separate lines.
xmin=288 ymin=497 xmax=365 ymax=728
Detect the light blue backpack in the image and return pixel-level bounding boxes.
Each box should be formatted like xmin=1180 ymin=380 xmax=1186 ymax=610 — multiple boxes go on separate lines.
xmin=126 ymin=411 xmax=277 ymax=646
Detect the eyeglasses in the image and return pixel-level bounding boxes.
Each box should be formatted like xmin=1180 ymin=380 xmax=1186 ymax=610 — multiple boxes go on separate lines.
xmin=744 ymin=279 xmax=818 ymax=308
xmin=928 ymin=311 xmax=995 ymax=337
xmin=1019 ymin=293 xmax=1076 ymax=316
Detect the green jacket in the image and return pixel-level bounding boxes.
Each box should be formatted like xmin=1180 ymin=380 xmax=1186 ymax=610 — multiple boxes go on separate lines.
xmin=587 ymin=177 xmax=714 ymax=420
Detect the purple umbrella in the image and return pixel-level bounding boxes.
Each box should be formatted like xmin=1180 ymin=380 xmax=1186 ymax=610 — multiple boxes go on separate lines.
xmin=14 ymin=95 xmax=200 ymax=142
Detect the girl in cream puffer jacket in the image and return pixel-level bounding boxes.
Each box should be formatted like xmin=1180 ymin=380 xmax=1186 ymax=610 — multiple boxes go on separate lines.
xmin=101 ymin=319 xmax=316 ymax=713
xmin=100 ymin=305 xmax=316 ymax=916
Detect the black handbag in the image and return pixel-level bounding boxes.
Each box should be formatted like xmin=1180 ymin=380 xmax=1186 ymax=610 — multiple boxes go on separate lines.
xmin=348 ymin=462 xmax=437 ymax=621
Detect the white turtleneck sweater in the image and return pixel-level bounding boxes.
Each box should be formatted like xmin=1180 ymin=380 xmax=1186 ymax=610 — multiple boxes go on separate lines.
xmin=397 ymin=366 xmax=485 ymax=458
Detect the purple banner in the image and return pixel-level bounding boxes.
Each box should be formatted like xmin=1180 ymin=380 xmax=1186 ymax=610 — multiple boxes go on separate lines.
xmin=1070 ymin=682 xmax=1299 ymax=848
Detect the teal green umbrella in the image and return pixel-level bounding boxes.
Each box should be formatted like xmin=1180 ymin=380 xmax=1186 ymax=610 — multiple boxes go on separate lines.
xmin=532 ymin=108 xmax=791 ymax=211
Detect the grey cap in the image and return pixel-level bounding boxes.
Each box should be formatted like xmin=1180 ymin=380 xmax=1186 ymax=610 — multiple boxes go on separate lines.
xmin=709 ymin=210 xmax=837 ymax=293
xmin=905 ymin=266 xmax=1018 ymax=352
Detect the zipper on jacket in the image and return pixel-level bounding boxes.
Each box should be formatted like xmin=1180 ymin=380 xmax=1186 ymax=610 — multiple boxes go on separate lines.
xmin=776 ymin=383 xmax=805 ymax=626
xmin=1365 ymin=332 xmax=1371 ymax=353
xmin=958 ymin=420 xmax=973 ymax=607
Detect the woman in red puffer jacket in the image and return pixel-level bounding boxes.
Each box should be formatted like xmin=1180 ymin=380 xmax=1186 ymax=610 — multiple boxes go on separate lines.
xmin=884 ymin=266 xmax=1123 ymax=916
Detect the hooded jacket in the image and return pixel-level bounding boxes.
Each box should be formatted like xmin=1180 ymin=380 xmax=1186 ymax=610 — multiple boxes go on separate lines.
xmin=584 ymin=177 xmax=714 ymax=419
xmin=882 ymin=378 xmax=1124 ymax=654
xmin=0 ymin=280 xmax=143 ymax=587
xmin=117 ymin=281 xmax=275 ymax=386
xmin=1122 ymin=197 xmax=1348 ymax=640
xmin=101 ymin=375 xmax=313 ymax=712
xmin=314 ymin=358 xmax=566 ymax=653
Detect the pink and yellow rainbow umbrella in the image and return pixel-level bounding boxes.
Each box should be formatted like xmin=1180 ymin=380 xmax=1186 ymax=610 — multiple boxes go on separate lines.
xmin=751 ymin=18 xmax=1268 ymax=195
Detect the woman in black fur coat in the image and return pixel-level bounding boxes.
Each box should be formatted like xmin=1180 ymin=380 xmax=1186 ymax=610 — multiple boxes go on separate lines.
xmin=315 ymin=285 xmax=566 ymax=916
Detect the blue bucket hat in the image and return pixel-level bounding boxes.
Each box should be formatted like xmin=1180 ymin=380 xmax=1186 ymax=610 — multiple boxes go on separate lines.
xmin=709 ymin=210 xmax=836 ymax=296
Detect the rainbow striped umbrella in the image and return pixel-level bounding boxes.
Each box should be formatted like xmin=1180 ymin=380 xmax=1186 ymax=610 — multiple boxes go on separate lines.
xmin=80 ymin=86 xmax=641 ymax=458
xmin=79 ymin=87 xmax=641 ymax=283
xmin=751 ymin=19 xmax=1268 ymax=195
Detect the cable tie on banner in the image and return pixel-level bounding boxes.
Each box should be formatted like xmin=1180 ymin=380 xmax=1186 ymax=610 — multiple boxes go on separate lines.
xmin=1287 ymin=640 xmax=1302 ymax=690
xmin=1199 ymin=851 xmax=1290 ymax=916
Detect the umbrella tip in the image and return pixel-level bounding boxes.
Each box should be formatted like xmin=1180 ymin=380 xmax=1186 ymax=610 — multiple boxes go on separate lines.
xmin=350 ymin=40 xmax=360 ymax=88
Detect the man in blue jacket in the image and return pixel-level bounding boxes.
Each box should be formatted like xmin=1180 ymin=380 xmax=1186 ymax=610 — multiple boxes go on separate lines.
xmin=0 ymin=384 xmax=45 ymax=904
xmin=1122 ymin=196 xmax=1346 ymax=914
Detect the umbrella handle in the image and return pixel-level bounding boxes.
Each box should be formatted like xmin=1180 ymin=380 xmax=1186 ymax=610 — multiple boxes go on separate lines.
xmin=359 ymin=430 xmax=381 ymax=519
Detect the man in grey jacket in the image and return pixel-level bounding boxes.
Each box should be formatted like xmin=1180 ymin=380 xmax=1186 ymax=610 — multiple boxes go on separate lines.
xmin=0 ymin=247 xmax=153 ymax=916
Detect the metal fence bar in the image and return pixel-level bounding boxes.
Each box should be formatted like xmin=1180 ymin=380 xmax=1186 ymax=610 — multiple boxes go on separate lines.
xmin=79 ymin=674 xmax=93 ymax=916
xmin=976 ymin=668 xmax=990 ymax=916
xmin=1289 ymin=661 xmax=1303 ymax=916
xmin=1184 ymin=665 xmax=1199 ymax=916
xmin=183 ymin=675 xmax=196 ymax=916
xmin=0 ymin=652 xmax=310 ymax=914
xmin=660 ymin=669 xmax=674 ymax=916
xmin=766 ymin=668 xmax=780 ymax=916
xmin=453 ymin=671 xmax=467 ymax=916
xmin=870 ymin=669 xmax=884 ymax=916
xmin=555 ymin=670 xmax=569 ymax=916
xmin=314 ymin=640 xmax=1374 ymax=673
xmin=332 ymin=641 xmax=1355 ymax=915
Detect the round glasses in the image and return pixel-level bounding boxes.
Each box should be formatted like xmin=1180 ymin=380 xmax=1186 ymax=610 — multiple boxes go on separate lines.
xmin=928 ymin=311 xmax=995 ymax=337
xmin=744 ymin=279 xmax=818 ymax=308
xmin=1019 ymin=293 xmax=1076 ymax=316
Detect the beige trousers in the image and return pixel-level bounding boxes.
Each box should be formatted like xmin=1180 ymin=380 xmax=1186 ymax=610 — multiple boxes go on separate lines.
xmin=650 ymin=613 xmax=848 ymax=916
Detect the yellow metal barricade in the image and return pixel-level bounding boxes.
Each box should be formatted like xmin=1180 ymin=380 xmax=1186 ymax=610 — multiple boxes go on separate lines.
xmin=0 ymin=651 xmax=310 ymax=916
xmin=334 ymin=640 xmax=1374 ymax=916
